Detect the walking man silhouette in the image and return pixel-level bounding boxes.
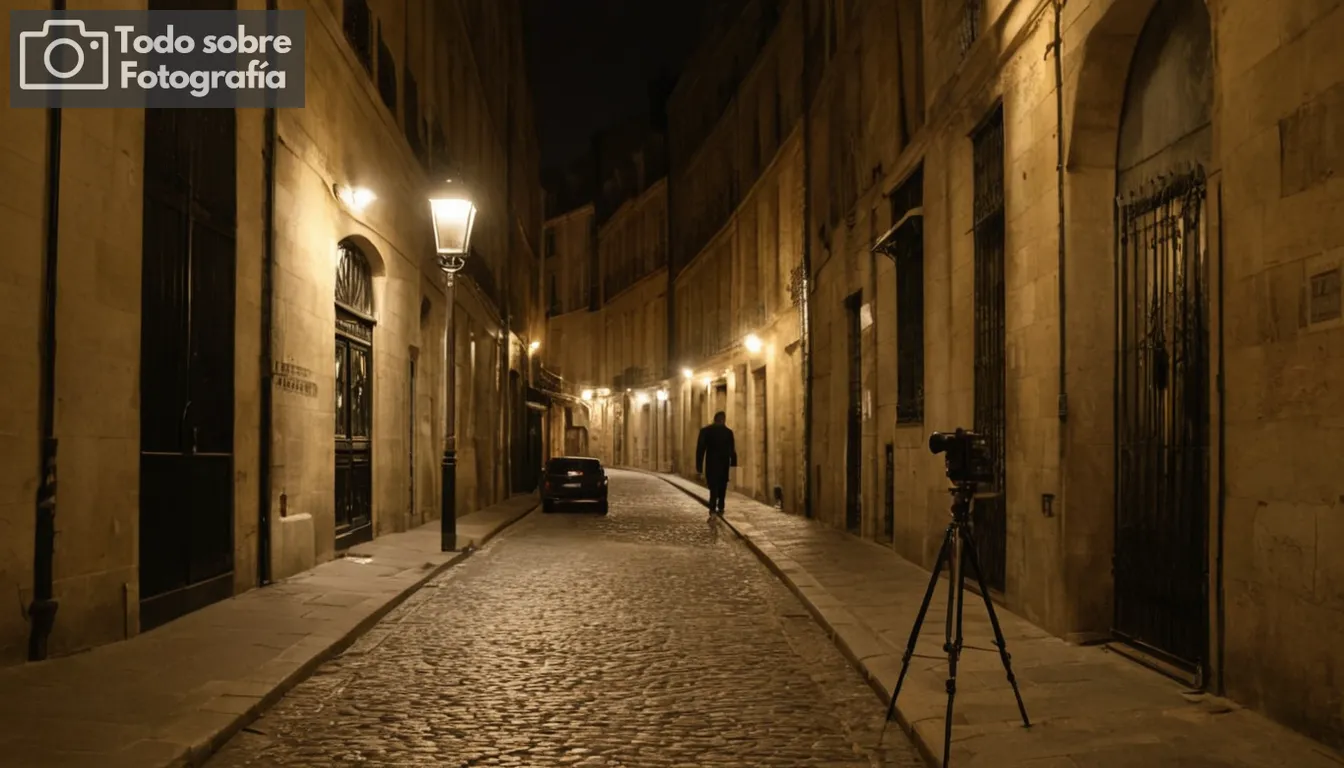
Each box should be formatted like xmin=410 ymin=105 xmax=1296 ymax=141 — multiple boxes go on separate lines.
xmin=696 ymin=411 xmax=737 ymax=517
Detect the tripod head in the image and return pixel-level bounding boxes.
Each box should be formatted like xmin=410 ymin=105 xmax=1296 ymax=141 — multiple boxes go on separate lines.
xmin=946 ymin=481 xmax=978 ymax=523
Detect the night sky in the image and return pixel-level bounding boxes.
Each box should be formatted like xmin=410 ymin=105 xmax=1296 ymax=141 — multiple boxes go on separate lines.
xmin=523 ymin=0 xmax=708 ymax=171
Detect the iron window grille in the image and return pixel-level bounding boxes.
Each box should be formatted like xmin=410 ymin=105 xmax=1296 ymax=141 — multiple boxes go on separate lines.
xmin=970 ymin=105 xmax=1007 ymax=593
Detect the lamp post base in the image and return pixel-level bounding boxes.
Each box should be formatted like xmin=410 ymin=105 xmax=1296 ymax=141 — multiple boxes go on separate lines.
xmin=441 ymin=449 xmax=457 ymax=552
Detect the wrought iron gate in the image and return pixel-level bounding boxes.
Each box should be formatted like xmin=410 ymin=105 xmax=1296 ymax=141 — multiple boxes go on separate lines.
xmin=335 ymin=241 xmax=375 ymax=551
xmin=845 ymin=292 xmax=863 ymax=533
xmin=139 ymin=107 xmax=238 ymax=631
xmin=1113 ymin=169 xmax=1210 ymax=670
xmin=971 ymin=107 xmax=1008 ymax=592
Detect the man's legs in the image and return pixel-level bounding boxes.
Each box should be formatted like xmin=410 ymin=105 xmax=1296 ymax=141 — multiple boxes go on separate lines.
xmin=709 ymin=476 xmax=728 ymax=515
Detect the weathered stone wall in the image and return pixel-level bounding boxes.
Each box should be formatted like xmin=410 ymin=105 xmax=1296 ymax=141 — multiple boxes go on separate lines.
xmin=0 ymin=0 xmax=537 ymax=665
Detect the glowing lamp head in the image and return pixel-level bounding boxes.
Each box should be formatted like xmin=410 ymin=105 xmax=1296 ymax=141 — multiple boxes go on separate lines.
xmin=581 ymin=389 xmax=594 ymax=401
xmin=701 ymin=377 xmax=712 ymax=388
xmin=744 ymin=334 xmax=763 ymax=354
xmin=529 ymin=340 xmax=541 ymax=353
xmin=635 ymin=391 xmax=650 ymax=405
xmin=428 ymin=179 xmax=478 ymax=256
xmin=682 ymin=367 xmax=694 ymax=379
xmin=656 ymin=389 xmax=669 ymax=402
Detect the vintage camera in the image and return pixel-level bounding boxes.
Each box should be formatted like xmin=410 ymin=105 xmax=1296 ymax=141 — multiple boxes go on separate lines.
xmin=928 ymin=428 xmax=993 ymax=485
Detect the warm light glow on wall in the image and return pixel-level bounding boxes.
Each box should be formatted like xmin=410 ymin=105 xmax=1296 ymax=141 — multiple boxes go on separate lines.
xmin=656 ymin=389 xmax=668 ymax=402
xmin=581 ymin=389 xmax=594 ymax=401
xmin=701 ymin=377 xmax=712 ymax=388
xmin=682 ymin=367 xmax=694 ymax=379
xmin=635 ymin=391 xmax=650 ymax=405
xmin=596 ymin=387 xmax=611 ymax=397
xmin=744 ymin=333 xmax=763 ymax=354
xmin=334 ymin=184 xmax=377 ymax=214
xmin=529 ymin=340 xmax=540 ymax=353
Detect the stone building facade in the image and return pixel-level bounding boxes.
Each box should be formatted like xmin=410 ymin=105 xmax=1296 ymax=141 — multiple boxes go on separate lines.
xmin=557 ymin=0 xmax=1344 ymax=750
xmin=1 ymin=0 xmax=539 ymax=665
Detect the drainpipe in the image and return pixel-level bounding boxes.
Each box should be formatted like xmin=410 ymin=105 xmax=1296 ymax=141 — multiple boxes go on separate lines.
xmin=1051 ymin=0 xmax=1068 ymax=423
xmin=28 ymin=0 xmax=66 ymax=662
xmin=257 ymin=0 xmax=279 ymax=587
xmin=1215 ymin=184 xmax=1226 ymax=694
xmin=800 ymin=0 xmax=815 ymax=519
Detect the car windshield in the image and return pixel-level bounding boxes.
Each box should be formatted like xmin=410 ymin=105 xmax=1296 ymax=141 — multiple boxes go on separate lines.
xmin=547 ymin=458 xmax=601 ymax=475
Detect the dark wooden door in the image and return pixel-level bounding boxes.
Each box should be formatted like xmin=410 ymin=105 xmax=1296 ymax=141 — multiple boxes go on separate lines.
xmin=845 ymin=292 xmax=863 ymax=534
xmin=139 ymin=107 xmax=237 ymax=632
xmin=334 ymin=242 xmax=375 ymax=550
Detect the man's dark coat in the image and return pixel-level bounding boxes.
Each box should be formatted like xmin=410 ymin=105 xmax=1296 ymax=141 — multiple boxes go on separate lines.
xmin=695 ymin=423 xmax=737 ymax=483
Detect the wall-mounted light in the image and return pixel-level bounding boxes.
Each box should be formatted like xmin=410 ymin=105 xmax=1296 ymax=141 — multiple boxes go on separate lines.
xmin=529 ymin=340 xmax=541 ymax=353
xmin=635 ymin=391 xmax=650 ymax=405
xmin=335 ymin=184 xmax=377 ymax=214
xmin=581 ymin=389 xmax=594 ymax=401
xmin=682 ymin=367 xmax=694 ymax=379
xmin=744 ymin=333 xmax=763 ymax=354
xmin=656 ymin=389 xmax=669 ymax=402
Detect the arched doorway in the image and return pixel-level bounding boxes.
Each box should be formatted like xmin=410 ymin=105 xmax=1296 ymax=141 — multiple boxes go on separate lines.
xmin=1112 ymin=0 xmax=1213 ymax=675
xmin=334 ymin=240 xmax=376 ymax=550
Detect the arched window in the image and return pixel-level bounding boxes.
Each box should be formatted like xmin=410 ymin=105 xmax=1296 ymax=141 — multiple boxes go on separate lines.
xmin=335 ymin=240 xmax=374 ymax=315
xmin=334 ymin=238 xmax=375 ymax=549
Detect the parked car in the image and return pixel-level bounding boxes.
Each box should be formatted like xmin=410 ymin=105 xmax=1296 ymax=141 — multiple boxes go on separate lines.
xmin=541 ymin=456 xmax=609 ymax=514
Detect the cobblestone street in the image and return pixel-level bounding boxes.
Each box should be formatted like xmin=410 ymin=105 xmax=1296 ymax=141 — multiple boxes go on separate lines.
xmin=206 ymin=470 xmax=924 ymax=767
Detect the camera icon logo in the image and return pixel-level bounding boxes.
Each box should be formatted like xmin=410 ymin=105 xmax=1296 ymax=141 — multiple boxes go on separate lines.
xmin=18 ymin=19 xmax=110 ymax=91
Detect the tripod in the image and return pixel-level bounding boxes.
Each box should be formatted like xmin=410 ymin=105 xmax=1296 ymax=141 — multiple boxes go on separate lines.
xmin=876 ymin=482 xmax=1030 ymax=767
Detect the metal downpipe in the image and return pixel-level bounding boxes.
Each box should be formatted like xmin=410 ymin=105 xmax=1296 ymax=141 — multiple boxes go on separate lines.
xmin=258 ymin=0 xmax=279 ymax=587
xmin=29 ymin=0 xmax=67 ymax=662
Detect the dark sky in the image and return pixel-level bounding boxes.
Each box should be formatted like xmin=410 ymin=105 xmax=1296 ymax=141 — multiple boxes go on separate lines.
xmin=523 ymin=0 xmax=708 ymax=171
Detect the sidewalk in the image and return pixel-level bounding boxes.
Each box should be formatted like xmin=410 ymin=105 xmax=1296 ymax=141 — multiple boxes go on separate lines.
xmin=0 ymin=494 xmax=537 ymax=768
xmin=652 ymin=472 xmax=1344 ymax=768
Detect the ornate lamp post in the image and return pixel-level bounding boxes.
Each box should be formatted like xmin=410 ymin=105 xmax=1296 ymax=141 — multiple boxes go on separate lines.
xmin=429 ymin=178 xmax=477 ymax=552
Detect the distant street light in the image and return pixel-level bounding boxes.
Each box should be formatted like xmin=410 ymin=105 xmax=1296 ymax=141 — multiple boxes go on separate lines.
xmin=429 ymin=178 xmax=477 ymax=553
xmin=656 ymin=389 xmax=669 ymax=402
xmin=529 ymin=340 xmax=541 ymax=353
xmin=682 ymin=367 xmax=694 ymax=379
xmin=744 ymin=333 xmax=763 ymax=354
xmin=581 ymin=389 xmax=594 ymax=401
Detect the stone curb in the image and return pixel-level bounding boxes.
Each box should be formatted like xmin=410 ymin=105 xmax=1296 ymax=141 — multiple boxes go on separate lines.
xmin=638 ymin=469 xmax=937 ymax=768
xmin=176 ymin=502 xmax=538 ymax=767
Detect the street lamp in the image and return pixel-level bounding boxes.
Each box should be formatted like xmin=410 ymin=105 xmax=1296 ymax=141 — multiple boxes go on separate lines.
xmin=682 ymin=367 xmax=694 ymax=379
xmin=581 ymin=389 xmax=594 ymax=401
xmin=430 ymin=178 xmax=477 ymax=552
xmin=529 ymin=340 xmax=541 ymax=353
xmin=744 ymin=333 xmax=763 ymax=354
xmin=656 ymin=389 xmax=669 ymax=402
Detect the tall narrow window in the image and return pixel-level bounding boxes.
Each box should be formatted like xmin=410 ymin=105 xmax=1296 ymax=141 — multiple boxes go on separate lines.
xmin=376 ymin=23 xmax=397 ymax=113
xmin=404 ymin=70 xmax=422 ymax=160
xmin=971 ymin=106 xmax=1007 ymax=592
xmin=890 ymin=165 xmax=925 ymax=424
xmin=342 ymin=0 xmax=372 ymax=73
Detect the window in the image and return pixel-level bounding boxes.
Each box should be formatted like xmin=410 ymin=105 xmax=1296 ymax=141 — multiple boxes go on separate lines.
xmin=376 ymin=23 xmax=397 ymax=113
xmin=404 ymin=71 xmax=422 ymax=160
xmin=891 ymin=165 xmax=925 ymax=423
xmin=549 ymin=274 xmax=560 ymax=316
xmin=960 ymin=0 xmax=982 ymax=56
xmin=342 ymin=0 xmax=372 ymax=74
xmin=545 ymin=228 xmax=556 ymax=258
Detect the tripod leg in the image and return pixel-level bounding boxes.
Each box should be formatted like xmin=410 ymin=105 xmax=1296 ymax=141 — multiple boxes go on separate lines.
xmin=878 ymin=524 xmax=953 ymax=743
xmin=940 ymin=528 xmax=967 ymax=768
xmin=961 ymin=525 xmax=1031 ymax=728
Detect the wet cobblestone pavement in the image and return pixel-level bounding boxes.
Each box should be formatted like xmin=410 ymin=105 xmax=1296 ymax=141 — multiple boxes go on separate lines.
xmin=207 ymin=471 xmax=925 ymax=767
